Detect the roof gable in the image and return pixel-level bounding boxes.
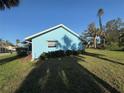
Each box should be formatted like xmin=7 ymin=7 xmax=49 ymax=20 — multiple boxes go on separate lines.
xmin=25 ymin=24 xmax=80 ymax=40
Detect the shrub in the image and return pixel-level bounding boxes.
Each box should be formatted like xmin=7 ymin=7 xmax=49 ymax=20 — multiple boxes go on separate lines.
xmin=55 ymin=50 xmax=65 ymax=57
xmin=46 ymin=50 xmax=65 ymax=58
xmin=106 ymin=42 xmax=121 ymax=51
xmin=78 ymin=50 xmax=85 ymax=54
xmin=65 ymin=50 xmax=73 ymax=56
xmin=16 ymin=47 xmax=28 ymax=56
xmin=39 ymin=49 xmax=85 ymax=60
xmin=40 ymin=52 xmax=48 ymax=60
xmin=72 ymin=51 xmax=79 ymax=55
xmin=72 ymin=50 xmax=85 ymax=56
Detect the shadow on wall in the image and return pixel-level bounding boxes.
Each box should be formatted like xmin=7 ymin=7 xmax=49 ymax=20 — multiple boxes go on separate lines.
xmin=62 ymin=35 xmax=72 ymax=50
xmin=14 ymin=56 xmax=120 ymax=93
xmin=57 ymin=35 xmax=82 ymax=51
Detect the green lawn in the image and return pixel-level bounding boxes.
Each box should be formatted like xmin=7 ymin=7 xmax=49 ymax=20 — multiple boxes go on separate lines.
xmin=0 ymin=54 xmax=33 ymax=93
xmin=0 ymin=49 xmax=124 ymax=93
xmin=78 ymin=49 xmax=124 ymax=93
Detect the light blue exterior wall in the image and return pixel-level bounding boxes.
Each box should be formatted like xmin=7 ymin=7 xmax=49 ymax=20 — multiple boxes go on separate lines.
xmin=32 ymin=27 xmax=84 ymax=59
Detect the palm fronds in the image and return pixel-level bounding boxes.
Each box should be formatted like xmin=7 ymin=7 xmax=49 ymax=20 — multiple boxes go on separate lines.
xmin=0 ymin=0 xmax=19 ymax=10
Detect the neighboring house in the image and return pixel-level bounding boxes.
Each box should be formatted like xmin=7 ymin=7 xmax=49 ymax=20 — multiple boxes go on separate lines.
xmin=25 ymin=24 xmax=84 ymax=60
xmin=0 ymin=40 xmax=16 ymax=53
xmin=0 ymin=46 xmax=8 ymax=53
xmin=7 ymin=45 xmax=16 ymax=51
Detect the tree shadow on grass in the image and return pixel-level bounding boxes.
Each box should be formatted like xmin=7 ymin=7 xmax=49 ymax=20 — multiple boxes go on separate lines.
xmin=0 ymin=55 xmax=26 ymax=65
xmin=14 ymin=56 xmax=120 ymax=93
xmin=84 ymin=52 xmax=124 ymax=66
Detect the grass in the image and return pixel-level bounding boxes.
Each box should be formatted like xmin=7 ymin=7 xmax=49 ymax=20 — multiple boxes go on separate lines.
xmin=0 ymin=49 xmax=124 ymax=93
xmin=0 ymin=53 xmax=16 ymax=59
xmin=0 ymin=54 xmax=33 ymax=93
xmin=78 ymin=49 xmax=124 ymax=93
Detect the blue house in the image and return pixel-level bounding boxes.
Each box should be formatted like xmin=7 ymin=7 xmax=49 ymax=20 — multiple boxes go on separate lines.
xmin=25 ymin=24 xmax=84 ymax=60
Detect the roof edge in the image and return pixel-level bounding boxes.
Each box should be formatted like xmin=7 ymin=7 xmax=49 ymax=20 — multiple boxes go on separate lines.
xmin=25 ymin=24 xmax=80 ymax=40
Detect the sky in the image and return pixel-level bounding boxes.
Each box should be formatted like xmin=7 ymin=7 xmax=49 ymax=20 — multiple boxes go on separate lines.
xmin=0 ymin=0 xmax=124 ymax=44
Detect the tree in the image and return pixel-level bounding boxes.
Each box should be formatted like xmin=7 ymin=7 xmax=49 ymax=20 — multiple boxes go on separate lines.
xmin=97 ymin=8 xmax=104 ymax=31
xmin=87 ymin=23 xmax=100 ymax=48
xmin=106 ymin=18 xmax=122 ymax=45
xmin=97 ymin=8 xmax=105 ymax=46
xmin=0 ymin=0 xmax=19 ymax=10
xmin=81 ymin=31 xmax=92 ymax=47
xmin=119 ymin=28 xmax=124 ymax=47
xmin=16 ymin=39 xmax=20 ymax=47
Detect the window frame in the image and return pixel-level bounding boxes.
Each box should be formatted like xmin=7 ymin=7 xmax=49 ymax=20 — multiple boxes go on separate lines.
xmin=47 ymin=40 xmax=58 ymax=48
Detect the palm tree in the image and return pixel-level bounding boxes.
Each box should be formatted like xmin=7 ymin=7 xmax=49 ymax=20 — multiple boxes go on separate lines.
xmin=88 ymin=23 xmax=100 ymax=48
xmin=97 ymin=8 xmax=104 ymax=31
xmin=97 ymin=8 xmax=105 ymax=47
xmin=0 ymin=0 xmax=19 ymax=10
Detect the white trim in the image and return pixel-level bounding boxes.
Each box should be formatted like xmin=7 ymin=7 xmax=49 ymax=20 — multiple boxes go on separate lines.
xmin=25 ymin=24 xmax=80 ymax=40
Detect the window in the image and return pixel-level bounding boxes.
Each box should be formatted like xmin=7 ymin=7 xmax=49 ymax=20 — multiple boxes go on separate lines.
xmin=48 ymin=40 xmax=58 ymax=48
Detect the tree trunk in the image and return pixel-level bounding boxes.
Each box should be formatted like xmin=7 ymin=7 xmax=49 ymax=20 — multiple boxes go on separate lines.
xmin=94 ymin=36 xmax=97 ymax=48
xmin=103 ymin=38 xmax=105 ymax=47
xmin=99 ymin=16 xmax=103 ymax=32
